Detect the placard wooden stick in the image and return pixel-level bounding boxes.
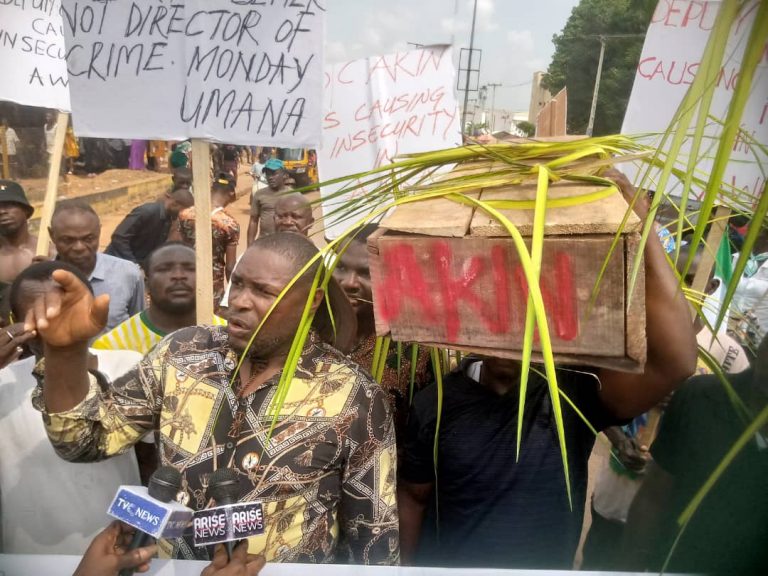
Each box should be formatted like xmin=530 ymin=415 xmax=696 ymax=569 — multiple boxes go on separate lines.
xmin=36 ymin=111 xmax=69 ymax=256
xmin=191 ymin=139 xmax=214 ymax=325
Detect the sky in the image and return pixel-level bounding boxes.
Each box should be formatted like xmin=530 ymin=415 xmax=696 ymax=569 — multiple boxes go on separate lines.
xmin=325 ymin=0 xmax=581 ymax=114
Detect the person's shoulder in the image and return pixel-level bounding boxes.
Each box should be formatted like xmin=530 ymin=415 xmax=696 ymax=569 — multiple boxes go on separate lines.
xmin=99 ymin=252 xmax=142 ymax=276
xmin=133 ymin=201 xmax=160 ymax=214
xmin=663 ymin=371 xmax=751 ymax=430
xmin=92 ymin=312 xmax=142 ymax=348
xmin=153 ymin=324 xmax=227 ymax=356
xmin=673 ymin=371 xmax=747 ymax=407
xmin=178 ymin=206 xmax=196 ymax=220
xmin=167 ymin=324 xmax=223 ymax=342
xmin=309 ymin=340 xmax=384 ymax=399
xmin=411 ymin=367 xmax=473 ymax=415
xmin=217 ymin=210 xmax=239 ymax=227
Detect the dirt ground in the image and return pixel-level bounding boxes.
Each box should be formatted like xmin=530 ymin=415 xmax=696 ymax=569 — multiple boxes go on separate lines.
xmin=94 ymin=164 xmax=327 ymax=252
xmin=18 ymin=169 xmax=168 ymax=205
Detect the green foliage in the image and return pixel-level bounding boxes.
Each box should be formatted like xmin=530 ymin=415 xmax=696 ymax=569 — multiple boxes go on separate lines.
xmin=543 ymin=0 xmax=655 ymax=135
xmin=516 ymin=120 xmax=536 ymax=137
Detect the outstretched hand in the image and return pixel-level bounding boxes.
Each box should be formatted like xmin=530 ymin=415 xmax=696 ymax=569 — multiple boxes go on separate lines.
xmin=24 ymin=269 xmax=110 ymax=348
xmin=73 ymin=521 xmax=157 ymax=576
xmin=201 ymin=541 xmax=266 ymax=576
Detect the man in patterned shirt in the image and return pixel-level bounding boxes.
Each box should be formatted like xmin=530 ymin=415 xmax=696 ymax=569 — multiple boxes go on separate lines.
xmin=28 ymin=232 xmax=399 ymax=564
xmin=178 ymin=175 xmax=239 ymax=309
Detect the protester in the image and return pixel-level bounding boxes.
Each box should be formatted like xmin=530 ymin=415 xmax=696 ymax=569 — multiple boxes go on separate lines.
xmin=95 ymin=242 xmax=209 ymax=483
xmin=247 ymin=158 xmax=292 ymax=244
xmin=28 ymin=232 xmax=398 ymax=563
xmin=148 ymin=140 xmax=167 ymax=171
xmin=0 ymin=261 xmax=141 ymax=554
xmin=95 ymin=243 xmax=224 ymax=354
xmin=397 ymin=170 xmax=697 ymax=569
xmin=581 ymin=240 xmax=751 ymax=570
xmin=1 ymin=119 xmax=21 ymax=178
xmin=677 ymin=243 xmax=750 ymax=374
xmin=64 ymin=123 xmax=80 ymax=176
xmin=0 ymin=180 xmax=38 ymax=289
xmin=43 ymin=110 xmax=57 ymax=160
xmin=129 ymin=140 xmax=148 ymax=170
xmin=248 ymin=154 xmax=266 ymax=193
xmin=274 ymin=192 xmax=314 ymax=235
xmin=170 ymin=141 xmax=192 ymax=169
xmin=178 ymin=175 xmax=239 ymax=309
xmin=622 ymin=333 xmax=768 ymax=574
xmin=105 ymin=187 xmax=193 ymax=266
xmin=218 ymin=143 xmax=240 ymax=185
xmin=49 ymin=199 xmax=145 ymax=331
xmin=72 ymin=521 xmax=157 ymax=576
xmin=172 ymin=166 xmax=193 ymax=191
xmin=334 ymin=225 xmax=431 ymax=444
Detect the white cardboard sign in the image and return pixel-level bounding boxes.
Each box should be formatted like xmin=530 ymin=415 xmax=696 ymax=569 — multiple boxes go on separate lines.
xmin=0 ymin=0 xmax=71 ymax=110
xmin=61 ymin=0 xmax=324 ymax=146
xmin=621 ymin=0 xmax=767 ymax=209
xmin=318 ymin=45 xmax=462 ymax=239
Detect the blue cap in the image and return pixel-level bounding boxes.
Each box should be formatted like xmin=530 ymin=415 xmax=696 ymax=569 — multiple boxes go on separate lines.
xmin=264 ymin=158 xmax=285 ymax=171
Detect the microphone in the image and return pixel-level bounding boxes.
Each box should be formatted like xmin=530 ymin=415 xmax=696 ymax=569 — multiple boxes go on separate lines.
xmin=193 ymin=468 xmax=264 ymax=559
xmin=106 ymin=466 xmax=192 ymax=576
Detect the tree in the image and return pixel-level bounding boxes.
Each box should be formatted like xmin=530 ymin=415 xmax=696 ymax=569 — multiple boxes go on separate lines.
xmin=543 ymin=0 xmax=656 ymax=135
xmin=516 ymin=121 xmax=536 ymax=137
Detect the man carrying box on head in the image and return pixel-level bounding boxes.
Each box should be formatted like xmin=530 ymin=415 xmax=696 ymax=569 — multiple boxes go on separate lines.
xmin=397 ymin=171 xmax=697 ymax=570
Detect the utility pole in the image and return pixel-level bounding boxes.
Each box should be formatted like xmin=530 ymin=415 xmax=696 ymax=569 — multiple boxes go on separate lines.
xmin=486 ymin=82 xmax=502 ymax=132
xmin=586 ymin=36 xmax=606 ymax=137
xmin=461 ymin=0 xmax=479 ymax=134
xmin=584 ymin=33 xmax=644 ymax=136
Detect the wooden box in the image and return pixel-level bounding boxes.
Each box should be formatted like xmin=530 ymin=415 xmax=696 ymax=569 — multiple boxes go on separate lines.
xmin=367 ymin=179 xmax=647 ymax=372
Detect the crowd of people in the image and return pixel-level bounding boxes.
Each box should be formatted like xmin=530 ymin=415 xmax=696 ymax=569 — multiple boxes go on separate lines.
xmin=0 ymin=150 xmax=766 ymax=576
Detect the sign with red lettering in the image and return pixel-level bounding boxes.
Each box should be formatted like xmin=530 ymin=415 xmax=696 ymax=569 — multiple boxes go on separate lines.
xmin=622 ymin=0 xmax=767 ymax=208
xmin=60 ymin=0 xmax=323 ymax=146
xmin=0 ymin=0 xmax=71 ymax=110
xmin=318 ymin=46 xmax=462 ymax=239
xmin=369 ymin=234 xmax=644 ymax=365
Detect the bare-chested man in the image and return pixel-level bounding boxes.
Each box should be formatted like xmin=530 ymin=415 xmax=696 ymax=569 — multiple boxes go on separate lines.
xmin=0 ymin=180 xmax=37 ymax=289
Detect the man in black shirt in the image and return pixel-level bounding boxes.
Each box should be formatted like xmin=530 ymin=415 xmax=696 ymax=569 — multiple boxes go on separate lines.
xmin=398 ymin=171 xmax=697 ymax=569
xmin=623 ymin=334 xmax=768 ymax=574
xmin=106 ymin=187 xmax=193 ymax=266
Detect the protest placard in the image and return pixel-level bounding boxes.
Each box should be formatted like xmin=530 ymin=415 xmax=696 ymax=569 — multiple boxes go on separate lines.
xmin=61 ymin=0 xmax=324 ymax=146
xmin=0 ymin=0 xmax=71 ymax=110
xmin=318 ymin=45 xmax=462 ymax=239
xmin=621 ymin=0 xmax=767 ymax=209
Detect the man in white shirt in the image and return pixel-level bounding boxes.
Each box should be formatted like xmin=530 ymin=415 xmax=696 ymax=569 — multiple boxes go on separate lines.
xmin=1 ymin=119 xmax=20 ymax=178
xmin=0 ymin=261 xmax=141 ymax=554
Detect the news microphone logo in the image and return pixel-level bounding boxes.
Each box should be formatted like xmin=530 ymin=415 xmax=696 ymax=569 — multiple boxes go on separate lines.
xmin=192 ymin=468 xmax=264 ymax=549
xmin=107 ymin=466 xmax=193 ymax=540
xmin=192 ymin=502 xmax=265 ymax=546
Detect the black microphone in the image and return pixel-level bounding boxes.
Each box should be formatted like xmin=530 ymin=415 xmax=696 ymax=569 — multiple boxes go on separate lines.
xmin=118 ymin=465 xmax=183 ymax=576
xmin=205 ymin=468 xmax=242 ymax=560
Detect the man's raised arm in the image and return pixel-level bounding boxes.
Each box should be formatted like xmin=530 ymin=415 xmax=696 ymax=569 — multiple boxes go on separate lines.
xmin=597 ymin=171 xmax=697 ymax=419
xmin=27 ymin=269 xmax=158 ymax=462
